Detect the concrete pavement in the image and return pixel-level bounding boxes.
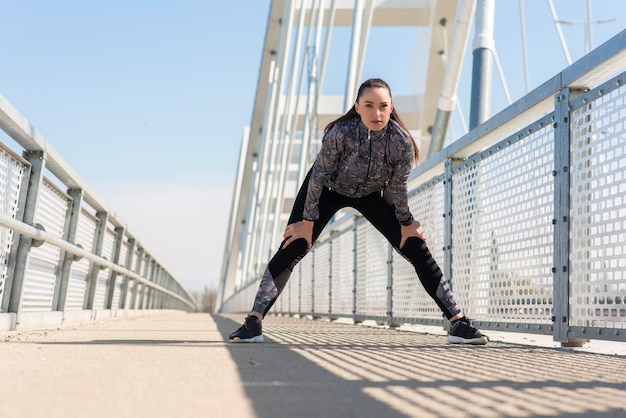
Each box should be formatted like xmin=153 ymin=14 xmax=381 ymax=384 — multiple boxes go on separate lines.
xmin=1 ymin=311 xmax=625 ymax=417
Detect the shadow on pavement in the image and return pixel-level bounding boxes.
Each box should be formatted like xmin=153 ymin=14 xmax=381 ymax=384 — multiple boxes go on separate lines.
xmin=215 ymin=313 xmax=626 ymax=418
xmin=215 ymin=314 xmax=411 ymax=418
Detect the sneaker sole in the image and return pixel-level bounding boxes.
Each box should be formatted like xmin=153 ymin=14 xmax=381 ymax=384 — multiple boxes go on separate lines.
xmin=447 ymin=335 xmax=489 ymax=345
xmin=229 ymin=335 xmax=264 ymax=343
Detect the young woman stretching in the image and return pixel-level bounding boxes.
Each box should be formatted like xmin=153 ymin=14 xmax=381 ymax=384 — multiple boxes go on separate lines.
xmin=230 ymin=78 xmax=488 ymax=345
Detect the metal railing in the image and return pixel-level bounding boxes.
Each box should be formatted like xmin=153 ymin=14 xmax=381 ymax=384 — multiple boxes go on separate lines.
xmin=221 ymin=30 xmax=626 ymax=344
xmin=0 ymin=95 xmax=197 ymax=331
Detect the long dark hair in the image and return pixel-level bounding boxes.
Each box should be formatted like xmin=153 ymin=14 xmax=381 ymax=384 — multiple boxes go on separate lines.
xmin=324 ymin=78 xmax=419 ymax=162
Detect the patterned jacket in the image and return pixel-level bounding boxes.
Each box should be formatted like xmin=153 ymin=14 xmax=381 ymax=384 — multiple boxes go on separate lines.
xmin=303 ymin=118 xmax=415 ymax=225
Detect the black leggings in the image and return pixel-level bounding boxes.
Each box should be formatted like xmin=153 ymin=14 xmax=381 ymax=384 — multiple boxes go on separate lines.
xmin=252 ymin=170 xmax=461 ymax=319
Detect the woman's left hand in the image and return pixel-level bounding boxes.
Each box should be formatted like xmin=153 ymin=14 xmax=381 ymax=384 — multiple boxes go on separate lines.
xmin=399 ymin=220 xmax=426 ymax=248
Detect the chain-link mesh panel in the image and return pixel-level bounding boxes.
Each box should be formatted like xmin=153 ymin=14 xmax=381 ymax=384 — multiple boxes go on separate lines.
xmin=313 ymin=239 xmax=330 ymax=316
xmin=0 ymin=149 xmax=24 ymax=305
xmin=331 ymin=228 xmax=355 ymax=317
xmin=355 ymin=218 xmax=388 ymax=317
xmin=451 ymin=124 xmax=555 ymax=323
xmin=393 ymin=179 xmax=446 ymax=320
xmin=570 ymin=85 xmax=626 ymax=329
xmin=21 ymin=181 xmax=69 ymax=312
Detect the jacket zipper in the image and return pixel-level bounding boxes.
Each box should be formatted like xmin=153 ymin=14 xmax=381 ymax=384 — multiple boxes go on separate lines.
xmin=353 ymin=129 xmax=372 ymax=197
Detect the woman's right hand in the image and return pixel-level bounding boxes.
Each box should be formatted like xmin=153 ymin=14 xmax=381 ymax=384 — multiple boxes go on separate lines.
xmin=283 ymin=220 xmax=314 ymax=249
xmin=399 ymin=220 xmax=426 ymax=248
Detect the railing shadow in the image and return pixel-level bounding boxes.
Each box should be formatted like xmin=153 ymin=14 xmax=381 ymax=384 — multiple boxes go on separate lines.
xmin=214 ymin=314 xmax=411 ymax=418
xmin=215 ymin=313 xmax=626 ymax=418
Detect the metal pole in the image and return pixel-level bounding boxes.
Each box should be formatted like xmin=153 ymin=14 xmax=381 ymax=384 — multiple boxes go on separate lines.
xmin=552 ymin=88 xmax=572 ymax=344
xmin=344 ymin=0 xmax=365 ymax=111
xmin=586 ymin=0 xmax=593 ymax=53
xmin=428 ymin=0 xmax=476 ymax=157
xmin=105 ymin=226 xmax=125 ymax=309
xmin=251 ymin=23 xmax=288 ymax=276
xmin=547 ymin=0 xmax=572 ymax=65
xmin=7 ymin=151 xmax=46 ymax=314
xmin=270 ymin=0 xmax=312 ymax=250
xmin=53 ymin=188 xmax=84 ymax=311
xmin=519 ymin=0 xmax=530 ymax=93
xmin=266 ymin=0 xmax=308 ymax=246
xmin=469 ymin=0 xmax=495 ymax=130
xmin=84 ymin=211 xmax=107 ymax=310
xmin=119 ymin=238 xmax=136 ymax=309
xmin=386 ymin=242 xmax=393 ymax=326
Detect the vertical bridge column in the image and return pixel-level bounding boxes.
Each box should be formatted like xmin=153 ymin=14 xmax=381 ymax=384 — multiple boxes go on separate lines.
xmin=7 ymin=150 xmax=46 ymax=315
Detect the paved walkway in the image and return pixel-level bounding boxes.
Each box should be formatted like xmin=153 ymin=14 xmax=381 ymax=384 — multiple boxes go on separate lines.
xmin=1 ymin=312 xmax=625 ymax=418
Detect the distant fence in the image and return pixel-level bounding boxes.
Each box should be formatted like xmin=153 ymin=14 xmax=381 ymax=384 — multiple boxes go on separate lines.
xmin=221 ymin=31 xmax=626 ymax=344
xmin=0 ymin=96 xmax=197 ymax=331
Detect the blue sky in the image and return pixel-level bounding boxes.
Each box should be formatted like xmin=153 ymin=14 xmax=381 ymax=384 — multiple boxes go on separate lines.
xmin=0 ymin=0 xmax=623 ymax=293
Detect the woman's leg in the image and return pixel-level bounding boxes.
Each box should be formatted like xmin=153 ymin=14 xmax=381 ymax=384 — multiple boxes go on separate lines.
xmin=250 ymin=173 xmax=346 ymax=318
xmin=352 ymin=193 xmax=461 ymax=320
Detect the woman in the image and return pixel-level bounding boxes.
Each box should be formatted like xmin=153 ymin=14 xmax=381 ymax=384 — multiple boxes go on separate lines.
xmin=229 ymin=78 xmax=488 ymax=345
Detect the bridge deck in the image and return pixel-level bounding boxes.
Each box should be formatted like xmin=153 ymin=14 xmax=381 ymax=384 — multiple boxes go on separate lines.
xmin=1 ymin=312 xmax=625 ymax=417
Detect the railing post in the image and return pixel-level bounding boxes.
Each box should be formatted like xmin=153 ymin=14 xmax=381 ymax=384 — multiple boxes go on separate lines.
xmin=552 ymin=87 xmax=579 ymax=345
xmin=386 ymin=242 xmax=393 ymax=326
xmin=352 ymin=216 xmax=358 ymax=323
xmin=310 ymin=247 xmax=315 ymax=316
xmin=138 ymin=254 xmax=151 ymax=309
xmin=7 ymin=151 xmax=46 ymax=314
xmin=297 ymin=262 xmax=301 ymax=316
xmin=119 ymin=238 xmax=136 ymax=309
xmin=155 ymin=265 xmax=164 ymax=308
xmin=130 ymin=247 xmax=144 ymax=309
xmin=53 ymin=188 xmax=83 ymax=311
xmin=85 ymin=211 xmax=108 ymax=310
xmin=147 ymin=258 xmax=157 ymax=309
xmin=442 ymin=159 xmax=455 ymax=330
xmin=328 ymin=234 xmax=333 ymax=320
xmin=443 ymin=159 xmax=454 ymax=290
xmin=105 ymin=226 xmax=125 ymax=309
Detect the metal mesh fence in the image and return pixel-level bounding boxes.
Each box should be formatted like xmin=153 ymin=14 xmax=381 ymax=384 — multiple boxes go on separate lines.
xmin=313 ymin=239 xmax=330 ymax=316
xmin=219 ymin=67 xmax=626 ymax=343
xmin=64 ymin=209 xmax=98 ymax=311
xmin=451 ymin=119 xmax=555 ymax=324
xmin=330 ymin=228 xmax=355 ymax=317
xmin=0 ymin=150 xmax=24 ymax=307
xmin=570 ymin=82 xmax=626 ymax=330
xmin=393 ymin=179 xmax=446 ymax=320
xmin=20 ymin=181 xmax=69 ymax=312
xmin=355 ymin=218 xmax=388 ymax=318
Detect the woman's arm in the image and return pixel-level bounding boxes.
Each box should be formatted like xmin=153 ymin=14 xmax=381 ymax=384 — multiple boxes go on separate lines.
xmin=386 ymin=131 xmax=415 ymax=226
xmin=302 ymin=126 xmax=342 ymax=221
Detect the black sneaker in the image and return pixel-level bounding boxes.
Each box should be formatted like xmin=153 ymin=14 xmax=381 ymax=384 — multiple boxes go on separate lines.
xmin=447 ymin=317 xmax=489 ymax=345
xmin=229 ymin=315 xmax=264 ymax=343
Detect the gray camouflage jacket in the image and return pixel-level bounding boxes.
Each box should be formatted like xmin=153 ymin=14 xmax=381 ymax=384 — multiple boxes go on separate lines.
xmin=303 ymin=118 xmax=415 ymax=225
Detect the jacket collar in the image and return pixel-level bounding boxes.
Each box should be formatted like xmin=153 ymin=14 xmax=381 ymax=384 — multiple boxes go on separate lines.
xmin=357 ymin=119 xmax=389 ymax=141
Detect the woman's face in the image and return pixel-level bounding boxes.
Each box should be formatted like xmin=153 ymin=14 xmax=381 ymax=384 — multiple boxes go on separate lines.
xmin=354 ymin=87 xmax=393 ymax=131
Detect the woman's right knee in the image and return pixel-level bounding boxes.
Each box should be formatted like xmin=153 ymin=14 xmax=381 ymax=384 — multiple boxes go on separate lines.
xmin=280 ymin=238 xmax=310 ymax=258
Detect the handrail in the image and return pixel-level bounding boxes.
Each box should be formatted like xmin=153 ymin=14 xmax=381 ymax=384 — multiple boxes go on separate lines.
xmin=0 ymin=213 xmax=196 ymax=310
xmin=0 ymin=92 xmax=198 ymax=318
